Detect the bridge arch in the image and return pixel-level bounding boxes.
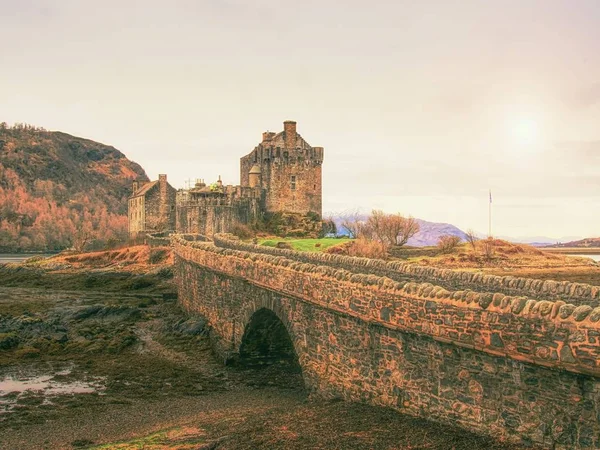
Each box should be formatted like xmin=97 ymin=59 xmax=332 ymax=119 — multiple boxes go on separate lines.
xmin=235 ymin=299 xmax=306 ymax=388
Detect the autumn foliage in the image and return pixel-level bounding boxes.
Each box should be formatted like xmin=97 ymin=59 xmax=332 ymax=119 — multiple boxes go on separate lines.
xmin=0 ymin=124 xmax=148 ymax=252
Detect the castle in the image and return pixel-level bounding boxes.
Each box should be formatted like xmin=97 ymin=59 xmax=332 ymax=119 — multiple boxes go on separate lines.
xmin=128 ymin=121 xmax=324 ymax=237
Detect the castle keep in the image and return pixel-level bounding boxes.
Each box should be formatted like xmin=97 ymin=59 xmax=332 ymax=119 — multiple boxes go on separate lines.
xmin=128 ymin=121 xmax=324 ymax=237
xmin=240 ymin=120 xmax=323 ymax=215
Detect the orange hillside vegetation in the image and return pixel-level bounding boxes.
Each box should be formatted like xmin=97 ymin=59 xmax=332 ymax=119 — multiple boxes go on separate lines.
xmin=414 ymin=238 xmax=595 ymax=269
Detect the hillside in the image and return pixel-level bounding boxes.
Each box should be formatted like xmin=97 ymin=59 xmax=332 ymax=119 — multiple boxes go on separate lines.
xmin=406 ymin=219 xmax=468 ymax=246
xmin=0 ymin=123 xmax=148 ymax=252
xmin=544 ymin=237 xmax=600 ymax=248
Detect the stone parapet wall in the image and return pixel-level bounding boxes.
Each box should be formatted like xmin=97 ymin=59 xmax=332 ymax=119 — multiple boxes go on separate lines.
xmin=173 ymin=235 xmax=600 ymax=377
xmin=212 ymin=234 xmax=600 ymax=306
xmin=146 ymin=234 xmax=171 ymax=248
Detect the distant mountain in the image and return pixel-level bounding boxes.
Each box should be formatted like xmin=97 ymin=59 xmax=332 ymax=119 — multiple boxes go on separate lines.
xmin=0 ymin=123 xmax=148 ymax=251
xmin=407 ymin=219 xmax=468 ymax=247
xmin=497 ymin=235 xmax=584 ymax=247
xmin=543 ymin=237 xmax=600 ymax=248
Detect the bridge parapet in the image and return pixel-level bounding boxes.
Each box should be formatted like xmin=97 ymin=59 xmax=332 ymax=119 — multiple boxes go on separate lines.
xmin=212 ymin=233 xmax=600 ymax=305
xmin=174 ymin=234 xmax=600 ymax=377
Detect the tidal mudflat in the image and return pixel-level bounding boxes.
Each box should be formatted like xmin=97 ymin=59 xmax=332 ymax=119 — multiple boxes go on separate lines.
xmin=0 ymin=284 xmax=525 ymax=450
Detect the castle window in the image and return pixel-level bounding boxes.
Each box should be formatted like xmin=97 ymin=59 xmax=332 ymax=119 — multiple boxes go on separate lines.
xmin=290 ymin=175 xmax=296 ymax=190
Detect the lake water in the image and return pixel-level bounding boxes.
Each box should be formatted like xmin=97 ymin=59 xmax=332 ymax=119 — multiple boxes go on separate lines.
xmin=0 ymin=254 xmax=52 ymax=263
xmin=566 ymin=254 xmax=600 ymax=262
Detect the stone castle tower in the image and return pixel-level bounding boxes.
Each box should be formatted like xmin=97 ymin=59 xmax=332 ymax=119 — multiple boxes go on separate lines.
xmin=240 ymin=121 xmax=324 ymax=216
xmin=129 ymin=120 xmax=324 ymax=237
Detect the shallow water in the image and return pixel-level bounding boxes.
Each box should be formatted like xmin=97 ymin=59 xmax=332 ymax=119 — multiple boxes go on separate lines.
xmin=0 ymin=365 xmax=105 ymax=414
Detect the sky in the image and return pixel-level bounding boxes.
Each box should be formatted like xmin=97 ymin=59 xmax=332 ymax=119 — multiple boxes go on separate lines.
xmin=1 ymin=0 xmax=599 ymax=240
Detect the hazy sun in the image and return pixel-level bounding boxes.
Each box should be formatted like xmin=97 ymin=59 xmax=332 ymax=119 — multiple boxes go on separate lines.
xmin=511 ymin=117 xmax=540 ymax=147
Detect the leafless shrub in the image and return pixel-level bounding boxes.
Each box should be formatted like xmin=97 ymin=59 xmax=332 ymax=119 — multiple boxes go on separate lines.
xmin=437 ymin=235 xmax=462 ymax=254
xmin=231 ymin=223 xmax=255 ymax=240
xmin=465 ymin=229 xmax=478 ymax=250
xmin=320 ymin=216 xmax=337 ymax=237
xmin=481 ymin=238 xmax=495 ymax=261
xmin=347 ymin=238 xmax=389 ymax=259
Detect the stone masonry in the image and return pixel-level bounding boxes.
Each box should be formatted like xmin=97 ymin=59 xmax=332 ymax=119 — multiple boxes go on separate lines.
xmin=128 ymin=174 xmax=176 ymax=236
xmin=129 ymin=121 xmax=323 ymax=238
xmin=174 ymin=234 xmax=600 ymax=449
xmin=240 ymin=120 xmax=323 ymax=216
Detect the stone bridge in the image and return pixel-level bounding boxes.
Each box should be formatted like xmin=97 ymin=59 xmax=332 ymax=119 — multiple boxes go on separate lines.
xmin=173 ymin=234 xmax=600 ymax=449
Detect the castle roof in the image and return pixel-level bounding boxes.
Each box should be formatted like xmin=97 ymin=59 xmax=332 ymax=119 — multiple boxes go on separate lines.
xmin=249 ymin=164 xmax=261 ymax=174
xmin=130 ymin=180 xmax=158 ymax=198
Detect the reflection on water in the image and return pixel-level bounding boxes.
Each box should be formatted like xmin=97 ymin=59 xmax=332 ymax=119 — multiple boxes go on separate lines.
xmin=566 ymin=254 xmax=600 ymax=262
xmin=0 ymin=365 xmax=105 ymax=414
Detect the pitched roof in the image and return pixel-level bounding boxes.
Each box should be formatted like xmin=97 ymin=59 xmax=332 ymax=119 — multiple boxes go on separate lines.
xmin=130 ymin=180 xmax=158 ymax=198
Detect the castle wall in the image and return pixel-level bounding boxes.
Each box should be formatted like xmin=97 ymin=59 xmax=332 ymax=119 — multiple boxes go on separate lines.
xmin=175 ymin=189 xmax=262 ymax=236
xmin=128 ymin=195 xmax=145 ymax=236
xmin=174 ymin=235 xmax=600 ymax=449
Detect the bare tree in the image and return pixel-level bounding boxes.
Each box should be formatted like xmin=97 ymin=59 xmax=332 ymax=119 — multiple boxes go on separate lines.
xmin=73 ymin=225 xmax=92 ymax=252
xmin=365 ymin=209 xmax=386 ymax=242
xmin=395 ymin=215 xmax=420 ymax=246
xmin=339 ymin=210 xmax=365 ymax=239
xmin=360 ymin=211 xmax=420 ymax=247
xmin=339 ymin=210 xmax=419 ymax=248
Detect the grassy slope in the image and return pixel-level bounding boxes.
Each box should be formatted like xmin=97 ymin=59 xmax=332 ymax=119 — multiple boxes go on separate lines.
xmin=257 ymin=236 xmax=600 ymax=285
xmin=259 ymin=237 xmax=350 ymax=252
xmin=403 ymin=239 xmax=600 ymax=285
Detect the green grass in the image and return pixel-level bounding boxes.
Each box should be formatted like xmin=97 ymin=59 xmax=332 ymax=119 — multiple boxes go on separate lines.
xmin=258 ymin=238 xmax=350 ymax=252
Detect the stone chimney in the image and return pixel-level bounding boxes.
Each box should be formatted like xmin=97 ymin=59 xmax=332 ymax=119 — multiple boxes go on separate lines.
xmin=262 ymin=131 xmax=275 ymax=142
xmin=158 ymin=174 xmax=168 ymax=218
xmin=284 ymin=120 xmax=296 ymax=149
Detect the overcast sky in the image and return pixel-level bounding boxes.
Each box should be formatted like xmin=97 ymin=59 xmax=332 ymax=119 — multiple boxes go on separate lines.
xmin=2 ymin=0 xmax=599 ymax=239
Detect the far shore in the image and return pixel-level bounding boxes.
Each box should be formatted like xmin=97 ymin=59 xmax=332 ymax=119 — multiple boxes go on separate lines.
xmin=542 ymin=247 xmax=600 ymax=255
